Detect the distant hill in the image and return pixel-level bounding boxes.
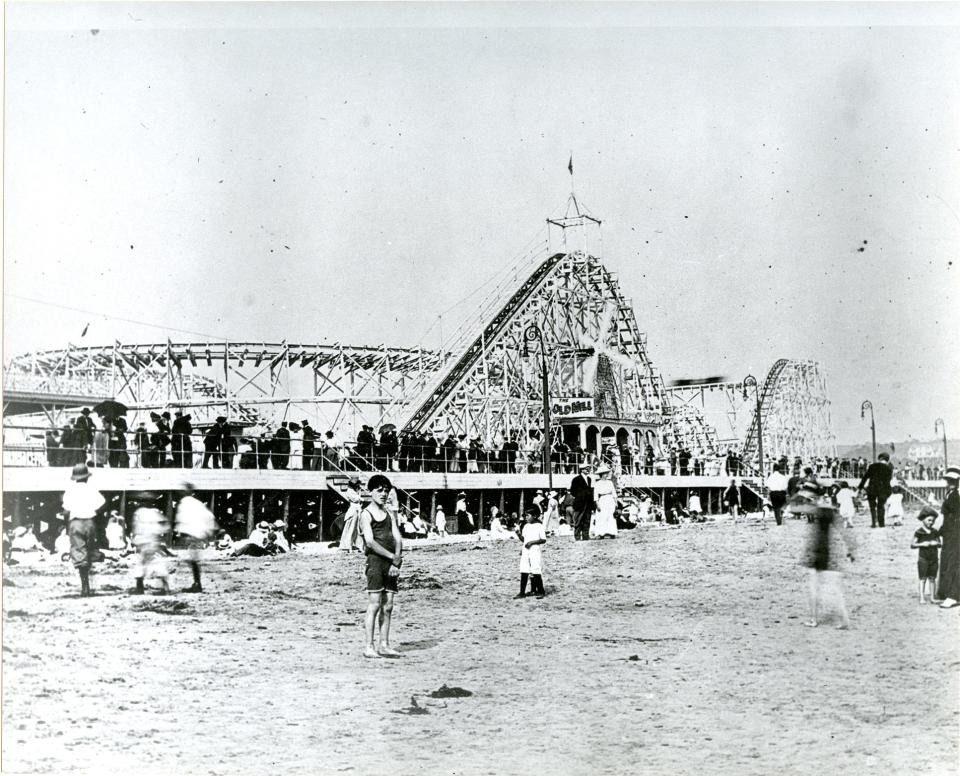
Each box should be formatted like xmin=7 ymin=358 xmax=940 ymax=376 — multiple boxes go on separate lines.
xmin=836 ymin=438 xmax=958 ymax=464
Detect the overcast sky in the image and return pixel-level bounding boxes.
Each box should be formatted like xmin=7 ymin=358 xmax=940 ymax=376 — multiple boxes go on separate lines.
xmin=4 ymin=2 xmax=959 ymax=445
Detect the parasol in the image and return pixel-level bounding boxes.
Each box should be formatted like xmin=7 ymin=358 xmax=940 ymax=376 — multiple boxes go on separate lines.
xmin=380 ymin=423 xmax=397 ymax=433
xmin=92 ymin=399 xmax=129 ymax=419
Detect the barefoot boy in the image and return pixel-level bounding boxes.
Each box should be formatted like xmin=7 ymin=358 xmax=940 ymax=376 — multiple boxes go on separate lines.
xmin=360 ymin=474 xmax=403 ymax=658
xmin=910 ymin=506 xmax=941 ymax=604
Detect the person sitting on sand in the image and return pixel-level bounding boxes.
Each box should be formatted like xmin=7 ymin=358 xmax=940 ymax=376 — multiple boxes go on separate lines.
xmin=410 ymin=513 xmax=428 ymax=538
xmin=54 ymin=526 xmax=71 ymax=560
xmin=105 ymin=513 xmax=130 ymax=553
xmin=10 ymin=526 xmax=43 ymax=554
xmin=230 ymin=521 xmax=272 ymax=557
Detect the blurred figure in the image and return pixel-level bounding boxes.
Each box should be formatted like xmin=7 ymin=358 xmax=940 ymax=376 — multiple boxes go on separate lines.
xmin=130 ymin=492 xmax=171 ymax=595
xmin=175 ymin=482 xmax=217 ymax=592
xmin=792 ymin=481 xmax=854 ymax=629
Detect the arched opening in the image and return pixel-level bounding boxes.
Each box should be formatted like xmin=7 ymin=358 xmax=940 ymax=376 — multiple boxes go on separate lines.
xmin=585 ymin=425 xmax=599 ymax=455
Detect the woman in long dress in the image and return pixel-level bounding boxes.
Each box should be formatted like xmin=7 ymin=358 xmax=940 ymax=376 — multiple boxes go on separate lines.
xmin=338 ymin=477 xmax=364 ymax=552
xmin=591 ymin=465 xmax=618 ymax=538
xmin=935 ymin=467 xmax=960 ymax=607
xmin=288 ymin=423 xmax=303 ymax=470
xmin=542 ymin=491 xmax=560 ymax=535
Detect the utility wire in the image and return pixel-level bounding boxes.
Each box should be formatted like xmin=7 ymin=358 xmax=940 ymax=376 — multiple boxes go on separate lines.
xmin=5 ymin=293 xmax=230 ymax=342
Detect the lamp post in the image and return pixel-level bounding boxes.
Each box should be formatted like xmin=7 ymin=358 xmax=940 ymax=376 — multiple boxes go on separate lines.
xmin=524 ymin=324 xmax=553 ymax=490
xmin=861 ymin=400 xmax=876 ymax=461
xmin=742 ymin=374 xmax=764 ymax=486
xmin=935 ymin=417 xmax=948 ymax=469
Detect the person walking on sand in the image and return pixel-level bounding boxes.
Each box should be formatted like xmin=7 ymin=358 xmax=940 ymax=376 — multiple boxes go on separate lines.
xmin=338 ymin=476 xmax=364 ymax=552
xmin=858 ymin=452 xmax=893 ymax=528
xmin=175 ymin=482 xmax=217 ymax=593
xmin=911 ymin=506 xmax=941 ymax=604
xmin=61 ymin=463 xmax=105 ymax=597
xmin=360 ymin=474 xmax=403 ymax=658
xmin=766 ymin=464 xmax=789 ymax=526
xmin=130 ymin=492 xmax=171 ymax=595
xmin=934 ymin=467 xmax=960 ymax=608
xmin=515 ymin=503 xmax=547 ymax=599
xmin=570 ymin=462 xmax=594 ymax=541
xmin=792 ymin=481 xmax=854 ymax=629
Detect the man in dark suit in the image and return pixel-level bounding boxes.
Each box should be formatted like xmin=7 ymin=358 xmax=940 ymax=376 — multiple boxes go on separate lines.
xmin=301 ymin=421 xmax=316 ymax=471
xmin=202 ymin=418 xmax=224 ymax=469
xmin=858 ymin=452 xmax=893 ymax=527
xmin=272 ymin=422 xmax=290 ymax=470
xmin=171 ymin=411 xmax=193 ymax=468
xmin=570 ymin=462 xmax=595 ymax=541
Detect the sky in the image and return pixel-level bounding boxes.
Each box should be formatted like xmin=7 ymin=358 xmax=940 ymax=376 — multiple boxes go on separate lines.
xmin=4 ymin=1 xmax=959 ymax=445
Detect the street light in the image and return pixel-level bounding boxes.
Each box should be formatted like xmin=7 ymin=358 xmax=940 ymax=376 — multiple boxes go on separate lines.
xmin=861 ymin=400 xmax=876 ymax=461
xmin=524 ymin=324 xmax=553 ymax=490
xmin=742 ymin=374 xmax=764 ymax=485
xmin=935 ymin=417 xmax=948 ymax=469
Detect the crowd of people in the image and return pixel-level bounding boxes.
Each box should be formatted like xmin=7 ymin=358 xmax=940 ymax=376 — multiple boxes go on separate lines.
xmin=35 ymin=411 xmax=951 ymax=491
xmin=3 ymin=450 xmax=958 ymax=662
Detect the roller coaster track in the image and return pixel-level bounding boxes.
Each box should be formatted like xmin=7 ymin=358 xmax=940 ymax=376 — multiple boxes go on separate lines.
xmin=400 ymin=253 xmax=568 ymax=433
xmin=740 ymin=359 xmax=789 ymax=461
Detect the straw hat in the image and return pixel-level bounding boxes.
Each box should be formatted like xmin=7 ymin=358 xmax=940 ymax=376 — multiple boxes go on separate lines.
xmin=596 ymin=464 xmax=611 ymax=475
xmin=70 ymin=463 xmax=91 ymax=481
xmin=945 ymin=466 xmax=960 ymax=481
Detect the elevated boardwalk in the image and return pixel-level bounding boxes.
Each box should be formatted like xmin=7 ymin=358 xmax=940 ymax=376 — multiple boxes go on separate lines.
xmin=4 ymin=467 xmax=757 ymax=494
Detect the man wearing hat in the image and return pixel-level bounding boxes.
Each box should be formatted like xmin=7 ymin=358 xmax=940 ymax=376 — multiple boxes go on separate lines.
xmin=171 ymin=411 xmax=193 ymax=469
xmin=570 ymin=462 xmax=594 ymax=541
xmin=271 ymin=422 xmax=290 ymax=470
xmin=202 ymin=418 xmax=225 ymax=469
xmin=935 ymin=466 xmax=960 ymax=607
xmin=75 ymin=408 xmax=96 ymax=450
xmin=301 ymin=421 xmax=317 ymax=471
xmin=61 ymin=464 xmax=106 ymax=596
xmin=857 ymin=452 xmax=894 ymax=527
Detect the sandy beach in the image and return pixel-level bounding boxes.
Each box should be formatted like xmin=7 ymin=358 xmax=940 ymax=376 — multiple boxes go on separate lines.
xmin=3 ymin=518 xmax=957 ymax=776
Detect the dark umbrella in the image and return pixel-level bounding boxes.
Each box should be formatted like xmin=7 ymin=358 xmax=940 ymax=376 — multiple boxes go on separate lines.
xmin=92 ymin=399 xmax=129 ymax=420
xmin=380 ymin=423 xmax=397 ymax=433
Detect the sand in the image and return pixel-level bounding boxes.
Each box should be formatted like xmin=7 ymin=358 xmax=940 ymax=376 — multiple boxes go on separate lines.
xmin=2 ymin=519 xmax=958 ymax=776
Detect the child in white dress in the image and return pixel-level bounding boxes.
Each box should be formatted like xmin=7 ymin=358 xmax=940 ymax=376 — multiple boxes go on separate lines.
xmin=885 ymin=485 xmax=904 ymax=526
xmin=515 ymin=504 xmax=547 ymax=599
xmin=835 ymin=481 xmax=857 ymax=528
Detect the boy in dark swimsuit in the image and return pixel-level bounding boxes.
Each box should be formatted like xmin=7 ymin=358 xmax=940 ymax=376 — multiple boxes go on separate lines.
xmin=360 ymin=474 xmax=404 ymax=658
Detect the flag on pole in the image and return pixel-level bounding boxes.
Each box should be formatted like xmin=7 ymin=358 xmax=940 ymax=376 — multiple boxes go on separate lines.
xmin=80 ymin=323 xmax=90 ymax=338
xmin=568 ymin=154 xmax=573 ymax=175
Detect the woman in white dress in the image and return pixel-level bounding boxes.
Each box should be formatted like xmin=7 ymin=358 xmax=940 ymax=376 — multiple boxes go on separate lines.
xmin=591 ymin=464 xmax=618 ymax=538
xmin=338 ymin=477 xmax=363 ymax=551
xmin=288 ymin=423 xmax=303 ymax=470
xmin=542 ymin=490 xmax=561 ymax=535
